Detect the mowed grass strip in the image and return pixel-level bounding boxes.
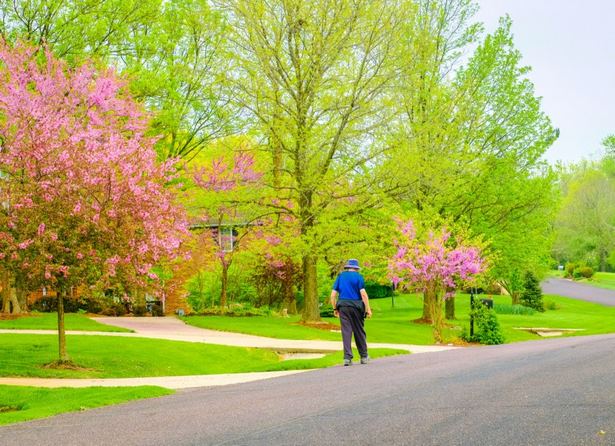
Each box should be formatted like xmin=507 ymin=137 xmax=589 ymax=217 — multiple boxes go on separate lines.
xmin=0 ymin=313 xmax=131 ymax=332
xmin=448 ymin=293 xmax=615 ymax=343
xmin=183 ymin=296 xmax=458 ymax=345
xmin=182 ymin=315 xmax=342 ymax=341
xmin=0 ymin=334 xmax=405 ymax=378
xmin=0 ymin=385 xmax=173 ymax=426
xmin=576 ymin=271 xmax=615 ymax=292
xmin=183 ymin=293 xmax=615 ymax=345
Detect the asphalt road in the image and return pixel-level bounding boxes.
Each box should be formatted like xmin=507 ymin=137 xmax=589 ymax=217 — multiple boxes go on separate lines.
xmin=2 ymin=334 xmax=614 ymax=446
xmin=542 ymin=278 xmax=615 ymax=306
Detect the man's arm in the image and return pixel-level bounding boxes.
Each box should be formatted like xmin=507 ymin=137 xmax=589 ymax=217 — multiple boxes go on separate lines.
xmin=360 ymin=289 xmax=372 ymax=318
xmin=330 ymin=290 xmax=339 ymax=317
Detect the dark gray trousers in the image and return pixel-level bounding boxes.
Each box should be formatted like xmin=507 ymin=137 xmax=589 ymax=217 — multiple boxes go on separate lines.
xmin=338 ymin=305 xmax=368 ymax=360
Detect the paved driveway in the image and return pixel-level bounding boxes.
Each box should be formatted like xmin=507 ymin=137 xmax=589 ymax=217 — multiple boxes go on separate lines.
xmin=2 ymin=333 xmax=614 ymax=446
xmin=542 ymin=278 xmax=615 ymax=306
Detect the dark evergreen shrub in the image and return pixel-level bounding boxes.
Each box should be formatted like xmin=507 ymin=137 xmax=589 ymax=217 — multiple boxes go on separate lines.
xmin=132 ymin=304 xmax=147 ymax=316
xmin=463 ymin=300 xmax=505 ymax=345
xmin=364 ymin=282 xmax=394 ymax=299
xmin=31 ymin=296 xmax=88 ymax=313
xmin=150 ymin=303 xmax=163 ymax=316
xmin=520 ymin=271 xmax=544 ymax=312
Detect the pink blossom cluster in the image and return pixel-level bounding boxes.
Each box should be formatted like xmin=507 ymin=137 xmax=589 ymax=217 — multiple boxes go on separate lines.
xmin=388 ymin=219 xmax=485 ymax=299
xmin=0 ymin=41 xmax=189 ymax=287
xmin=192 ymin=153 xmax=262 ymax=191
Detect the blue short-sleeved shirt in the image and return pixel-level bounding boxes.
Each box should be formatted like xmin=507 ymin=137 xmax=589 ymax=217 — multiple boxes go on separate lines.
xmin=332 ymin=271 xmax=365 ymax=301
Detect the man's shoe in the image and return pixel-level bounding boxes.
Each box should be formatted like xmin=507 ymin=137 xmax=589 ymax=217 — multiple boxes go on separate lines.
xmin=343 ymin=359 xmax=352 ymax=366
xmin=360 ymin=356 xmax=369 ymax=364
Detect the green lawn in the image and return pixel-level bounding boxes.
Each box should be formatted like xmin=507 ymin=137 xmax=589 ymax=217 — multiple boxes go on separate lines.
xmin=0 ymin=385 xmax=173 ymax=426
xmin=0 ymin=334 xmax=405 ymax=378
xmin=183 ymin=293 xmax=615 ymax=345
xmin=547 ymin=269 xmax=566 ymax=278
xmin=0 ymin=312 xmax=131 ymax=332
xmin=576 ymin=271 xmax=615 ymax=291
xmin=182 ymin=296 xmax=438 ymax=345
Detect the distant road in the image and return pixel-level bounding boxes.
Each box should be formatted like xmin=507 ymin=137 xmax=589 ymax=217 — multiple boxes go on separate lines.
xmin=2 ymin=334 xmax=614 ymax=445
xmin=542 ymin=278 xmax=615 ymax=306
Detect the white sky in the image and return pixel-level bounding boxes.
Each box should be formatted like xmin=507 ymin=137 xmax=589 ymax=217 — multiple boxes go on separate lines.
xmin=475 ymin=0 xmax=615 ymax=165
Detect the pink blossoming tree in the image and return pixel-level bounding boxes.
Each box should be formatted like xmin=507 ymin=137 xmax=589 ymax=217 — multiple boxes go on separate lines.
xmin=0 ymin=41 xmax=188 ymax=363
xmin=388 ymin=219 xmax=486 ymax=343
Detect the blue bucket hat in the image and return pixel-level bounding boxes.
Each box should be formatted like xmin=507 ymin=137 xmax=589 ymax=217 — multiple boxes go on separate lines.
xmin=344 ymin=259 xmax=360 ymax=270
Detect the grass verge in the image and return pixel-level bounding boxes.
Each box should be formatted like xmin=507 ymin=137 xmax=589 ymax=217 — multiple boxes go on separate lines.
xmin=0 ymin=313 xmax=131 ymax=332
xmin=0 ymin=334 xmax=405 ymax=378
xmin=183 ymin=293 xmax=615 ymax=345
xmin=0 ymin=385 xmax=173 ymax=426
xmin=576 ymin=271 xmax=615 ymax=291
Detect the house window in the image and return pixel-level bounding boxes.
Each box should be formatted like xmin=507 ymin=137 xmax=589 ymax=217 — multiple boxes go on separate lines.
xmin=219 ymin=226 xmax=236 ymax=252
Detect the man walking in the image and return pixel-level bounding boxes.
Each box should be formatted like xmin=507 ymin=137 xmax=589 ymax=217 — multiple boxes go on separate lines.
xmin=330 ymin=259 xmax=372 ymax=366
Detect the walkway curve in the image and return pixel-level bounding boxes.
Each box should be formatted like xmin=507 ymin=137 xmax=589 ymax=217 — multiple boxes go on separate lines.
xmin=542 ymin=278 xmax=615 ymax=306
xmin=0 ymin=316 xmax=455 ymax=389
xmin=0 ymin=370 xmax=311 ymax=390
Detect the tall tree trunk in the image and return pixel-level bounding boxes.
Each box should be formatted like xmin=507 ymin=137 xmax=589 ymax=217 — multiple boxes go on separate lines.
xmin=15 ymin=274 xmax=27 ymax=312
xmin=421 ymin=290 xmax=433 ymax=323
xmin=1 ymin=270 xmax=10 ymax=314
xmin=301 ymin=254 xmax=320 ymax=322
xmin=445 ymin=296 xmax=455 ymax=320
xmin=283 ymin=277 xmax=297 ymax=315
xmin=427 ymin=285 xmax=444 ymax=344
xmin=220 ymin=262 xmax=229 ymax=309
xmin=511 ymin=291 xmax=520 ymax=305
xmin=9 ymin=286 xmax=21 ymax=314
xmin=57 ymin=287 xmax=69 ymax=362
xmin=600 ymin=249 xmax=607 ymax=272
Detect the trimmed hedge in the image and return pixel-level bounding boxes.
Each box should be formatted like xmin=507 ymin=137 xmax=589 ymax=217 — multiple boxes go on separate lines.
xmin=364 ymin=282 xmax=394 ymax=299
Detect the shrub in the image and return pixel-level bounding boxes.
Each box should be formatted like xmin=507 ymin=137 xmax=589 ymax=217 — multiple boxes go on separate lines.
xmin=573 ymin=266 xmax=594 ymax=279
xmin=132 ymin=304 xmax=147 ymax=316
xmin=364 ymin=281 xmax=394 ymax=299
xmin=520 ymin=271 xmax=544 ymax=312
xmin=86 ymin=297 xmax=104 ymax=314
xmin=30 ymin=296 xmax=88 ymax=313
xmin=462 ymin=300 xmax=504 ymax=345
xmin=319 ymin=304 xmax=335 ymax=318
xmin=101 ymin=302 xmax=127 ymax=316
xmin=543 ymin=299 xmax=561 ymax=311
xmin=493 ymin=304 xmax=536 ymax=315
xmin=197 ymin=303 xmax=272 ymax=317
xmin=565 ymin=262 xmax=576 ymax=278
xmin=150 ymin=303 xmax=163 ymax=317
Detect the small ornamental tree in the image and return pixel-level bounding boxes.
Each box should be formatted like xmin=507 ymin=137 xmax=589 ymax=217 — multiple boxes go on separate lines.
xmin=248 ymin=218 xmax=303 ymax=313
xmin=520 ymin=271 xmax=544 ymax=312
xmin=187 ymin=143 xmax=263 ymax=309
xmin=388 ymin=219 xmax=485 ymax=343
xmin=0 ymin=41 xmax=188 ymax=364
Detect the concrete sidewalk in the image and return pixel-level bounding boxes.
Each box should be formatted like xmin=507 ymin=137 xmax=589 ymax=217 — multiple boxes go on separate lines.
xmin=0 ymin=316 xmax=457 ymax=389
xmin=0 ymin=370 xmax=312 ymax=390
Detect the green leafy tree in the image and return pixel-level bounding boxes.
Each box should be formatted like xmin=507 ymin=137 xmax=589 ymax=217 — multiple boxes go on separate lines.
xmin=554 ymin=161 xmax=615 ymax=271
xmin=224 ymin=0 xmax=407 ymax=321
xmin=383 ymin=9 xmax=557 ymax=320
xmin=0 ymin=0 xmax=232 ymax=160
